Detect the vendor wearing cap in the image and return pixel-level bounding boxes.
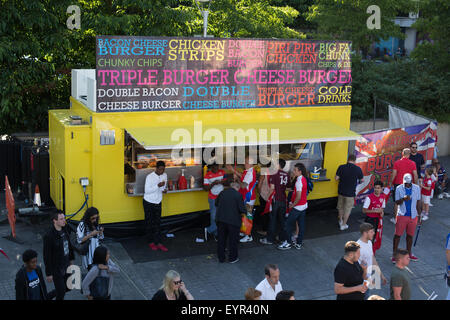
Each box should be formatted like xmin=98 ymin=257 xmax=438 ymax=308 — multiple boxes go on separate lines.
xmin=389 ymin=148 xmax=418 ymax=223
xmin=392 ymin=173 xmax=422 ymax=263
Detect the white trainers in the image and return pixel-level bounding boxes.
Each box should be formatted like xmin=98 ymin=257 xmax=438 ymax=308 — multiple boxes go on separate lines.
xmin=240 ymin=235 xmax=253 ymax=243
xmin=422 ymin=215 xmax=429 ymax=221
xmin=390 ymin=217 xmax=396 ymax=224
xmin=438 ymin=194 xmax=444 ymax=200
xmin=277 ymin=241 xmax=292 ymax=250
xmin=444 ymin=192 xmax=450 ymax=198
xmin=429 ymin=203 xmax=434 ymax=207
xmin=340 ymin=224 xmax=349 ymax=231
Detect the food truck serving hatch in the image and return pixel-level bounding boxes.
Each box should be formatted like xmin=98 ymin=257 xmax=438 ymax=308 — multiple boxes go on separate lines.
xmin=125 ymin=120 xmax=360 ymax=150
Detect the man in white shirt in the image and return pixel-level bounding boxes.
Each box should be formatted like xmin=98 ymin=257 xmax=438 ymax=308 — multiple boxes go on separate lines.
xmin=255 ymin=264 xmax=283 ymax=300
xmin=356 ymin=223 xmax=387 ymax=299
xmin=143 ymin=161 xmax=168 ymax=252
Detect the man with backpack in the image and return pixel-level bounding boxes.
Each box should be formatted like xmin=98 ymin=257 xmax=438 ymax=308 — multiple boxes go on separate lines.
xmin=278 ymin=163 xmax=308 ymax=250
xmin=335 ymin=154 xmax=364 ymax=231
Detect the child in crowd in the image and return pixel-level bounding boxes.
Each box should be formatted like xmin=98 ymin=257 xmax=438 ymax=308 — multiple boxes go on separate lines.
xmin=430 ymin=166 xmax=437 ymax=202
xmin=420 ymin=168 xmax=433 ymax=221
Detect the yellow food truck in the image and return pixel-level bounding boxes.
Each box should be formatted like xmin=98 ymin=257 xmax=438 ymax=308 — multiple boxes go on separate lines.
xmin=48 ymin=36 xmax=359 ymax=236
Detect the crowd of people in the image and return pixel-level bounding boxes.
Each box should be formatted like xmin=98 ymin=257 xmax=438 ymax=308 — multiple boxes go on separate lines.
xmin=13 ymin=142 xmax=449 ymax=300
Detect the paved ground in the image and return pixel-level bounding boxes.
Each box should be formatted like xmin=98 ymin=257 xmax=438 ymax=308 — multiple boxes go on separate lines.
xmin=1 ymin=157 xmax=449 ymax=300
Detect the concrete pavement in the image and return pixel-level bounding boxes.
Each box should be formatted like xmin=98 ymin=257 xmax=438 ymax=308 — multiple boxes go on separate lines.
xmin=1 ymin=157 xmax=449 ymax=300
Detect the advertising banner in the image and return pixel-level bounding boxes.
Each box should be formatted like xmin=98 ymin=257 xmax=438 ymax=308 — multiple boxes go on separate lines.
xmin=354 ymin=122 xmax=437 ymax=204
xmin=95 ymin=36 xmax=351 ymax=112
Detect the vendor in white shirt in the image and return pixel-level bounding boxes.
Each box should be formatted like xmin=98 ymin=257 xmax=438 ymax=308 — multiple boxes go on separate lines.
xmin=255 ymin=264 xmax=283 ymax=300
xmin=143 ymin=161 xmax=168 ymax=252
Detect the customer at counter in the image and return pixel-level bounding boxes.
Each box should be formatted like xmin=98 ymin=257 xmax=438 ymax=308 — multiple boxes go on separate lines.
xmin=215 ymin=182 xmax=247 ymax=263
xmin=228 ymin=156 xmax=258 ymax=243
xmin=203 ymin=163 xmax=226 ymax=241
xmin=143 ymin=161 xmax=168 ymax=252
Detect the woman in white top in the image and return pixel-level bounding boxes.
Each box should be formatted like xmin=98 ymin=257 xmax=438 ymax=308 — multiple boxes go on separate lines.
xmin=77 ymin=207 xmax=104 ymax=270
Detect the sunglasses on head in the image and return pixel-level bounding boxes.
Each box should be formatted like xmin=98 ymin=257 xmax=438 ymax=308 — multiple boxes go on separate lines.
xmin=173 ymin=280 xmax=182 ymax=285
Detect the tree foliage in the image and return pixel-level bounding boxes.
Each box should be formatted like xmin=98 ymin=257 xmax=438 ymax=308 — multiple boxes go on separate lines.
xmin=351 ymin=57 xmax=450 ymax=123
xmin=306 ymin=0 xmax=414 ymax=54
xmin=411 ymin=0 xmax=450 ymax=71
xmin=1 ymin=0 xmax=449 ymax=134
xmin=0 ymin=0 xmax=300 ymax=134
xmin=0 ymin=0 xmax=74 ymax=133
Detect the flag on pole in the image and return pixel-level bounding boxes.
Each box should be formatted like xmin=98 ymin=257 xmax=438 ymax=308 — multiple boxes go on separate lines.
xmin=0 ymin=248 xmax=9 ymax=260
xmin=262 ymin=191 xmax=275 ymax=215
xmin=373 ymin=217 xmax=383 ymax=254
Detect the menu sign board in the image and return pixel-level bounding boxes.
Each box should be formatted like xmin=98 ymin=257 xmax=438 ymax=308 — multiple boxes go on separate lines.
xmin=96 ymin=36 xmax=351 ymax=112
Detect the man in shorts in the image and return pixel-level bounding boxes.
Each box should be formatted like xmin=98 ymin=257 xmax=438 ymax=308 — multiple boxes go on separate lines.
xmin=335 ymin=154 xmax=363 ymax=231
xmin=392 ymin=173 xmax=422 ymax=263
xmin=389 ymin=148 xmax=418 ymax=224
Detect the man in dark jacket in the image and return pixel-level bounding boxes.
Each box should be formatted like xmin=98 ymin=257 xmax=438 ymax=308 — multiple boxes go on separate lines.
xmin=43 ymin=212 xmax=75 ymax=300
xmin=15 ymin=249 xmax=48 ymax=300
xmin=215 ymin=182 xmax=247 ymax=263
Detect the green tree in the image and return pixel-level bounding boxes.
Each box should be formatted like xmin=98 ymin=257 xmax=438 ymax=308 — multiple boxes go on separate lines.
xmin=0 ymin=0 xmax=301 ymax=134
xmin=351 ymin=57 xmax=450 ymax=123
xmin=270 ymin=0 xmax=316 ymax=32
xmin=411 ymin=0 xmax=450 ymax=71
xmin=306 ymin=0 xmax=414 ymax=54
xmin=0 ymin=0 xmax=73 ymax=133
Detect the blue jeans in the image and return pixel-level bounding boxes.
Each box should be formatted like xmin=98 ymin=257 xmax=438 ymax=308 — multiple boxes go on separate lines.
xmin=207 ymin=198 xmax=217 ymax=236
xmin=285 ymin=208 xmax=306 ymax=244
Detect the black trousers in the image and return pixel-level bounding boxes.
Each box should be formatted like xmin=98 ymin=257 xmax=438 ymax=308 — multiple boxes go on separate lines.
xmin=143 ymin=199 xmax=162 ymax=244
xmin=217 ymin=222 xmax=239 ymax=262
xmin=267 ymin=200 xmax=288 ymax=243
xmin=364 ymin=216 xmax=380 ymax=240
xmin=254 ymin=195 xmax=269 ymax=232
xmin=47 ymin=272 xmax=71 ymax=300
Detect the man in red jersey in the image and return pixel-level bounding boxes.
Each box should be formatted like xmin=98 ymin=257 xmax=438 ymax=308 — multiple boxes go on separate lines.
xmin=362 ymin=180 xmax=386 ymax=242
xmin=278 ymin=163 xmax=308 ymax=250
xmin=203 ymin=163 xmax=226 ymax=241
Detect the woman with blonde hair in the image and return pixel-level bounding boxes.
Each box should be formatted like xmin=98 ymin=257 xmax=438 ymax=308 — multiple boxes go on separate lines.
xmin=152 ymin=270 xmax=194 ymax=300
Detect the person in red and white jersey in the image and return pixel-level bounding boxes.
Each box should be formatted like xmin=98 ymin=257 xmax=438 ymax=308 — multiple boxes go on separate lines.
xmin=362 ymin=180 xmax=385 ymax=241
xmin=278 ymin=163 xmax=308 ymax=250
xmin=203 ymin=163 xmax=226 ymax=240
xmin=420 ymin=167 xmax=433 ymax=221
xmin=229 ymin=156 xmax=257 ymax=243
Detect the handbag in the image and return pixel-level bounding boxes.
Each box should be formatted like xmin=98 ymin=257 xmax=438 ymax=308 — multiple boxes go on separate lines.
xmin=89 ymin=267 xmax=110 ymax=299
xmin=69 ymin=229 xmax=90 ymax=256
xmin=240 ymin=213 xmax=253 ymax=236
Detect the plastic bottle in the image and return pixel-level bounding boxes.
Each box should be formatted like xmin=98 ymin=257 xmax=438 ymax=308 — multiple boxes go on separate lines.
xmin=178 ymin=169 xmax=187 ymax=190
xmin=190 ymin=176 xmax=195 ymax=189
